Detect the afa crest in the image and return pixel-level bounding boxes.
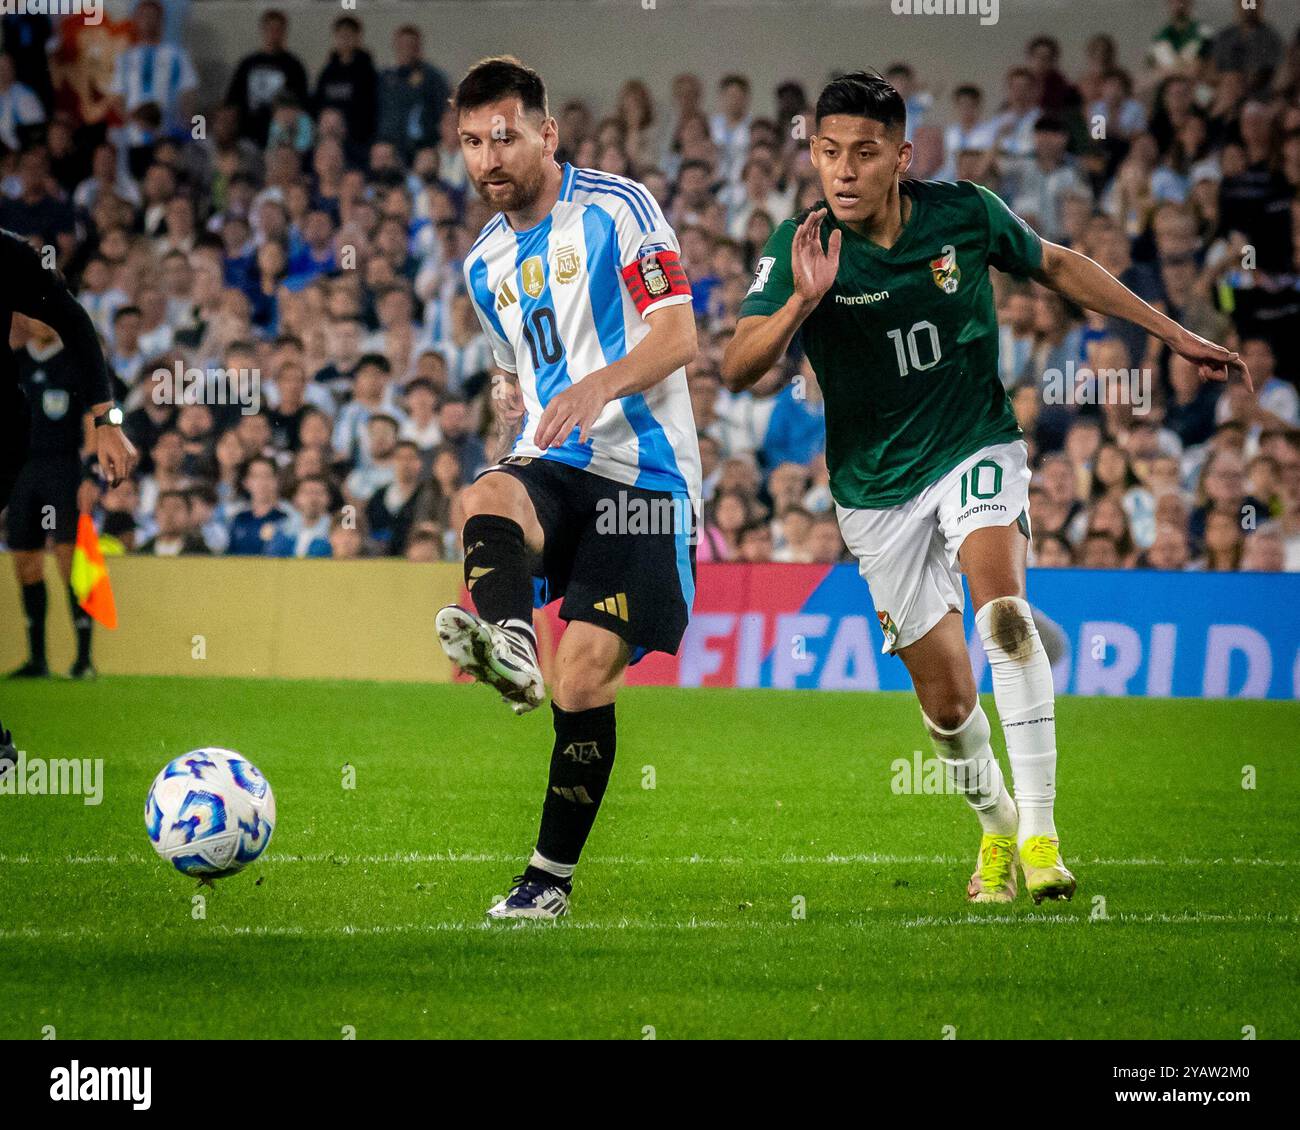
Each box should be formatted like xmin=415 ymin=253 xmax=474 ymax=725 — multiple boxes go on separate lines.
xmin=639 ymin=254 xmax=670 ymax=297
xmin=520 ymin=255 xmax=545 ymax=299
xmin=554 ymin=244 xmax=582 ymax=284
xmin=929 ymin=244 xmax=961 ymax=294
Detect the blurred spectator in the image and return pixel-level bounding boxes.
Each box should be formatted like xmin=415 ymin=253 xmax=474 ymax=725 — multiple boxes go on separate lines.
xmin=313 ymin=15 xmax=378 ymax=148
xmin=137 ymin=490 xmax=210 ymax=556
xmin=268 ymin=475 xmax=332 ymax=557
xmin=110 ymin=0 xmax=198 ymax=133
xmin=226 ymin=455 xmax=291 ymax=555
xmin=225 ymin=8 xmax=310 ymax=146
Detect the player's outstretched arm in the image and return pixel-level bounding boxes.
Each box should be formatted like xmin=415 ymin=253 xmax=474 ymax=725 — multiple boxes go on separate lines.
xmin=1034 ymin=239 xmax=1252 ymax=390
xmin=721 ymin=208 xmax=840 ymax=392
xmin=534 ymin=301 xmax=697 ymax=448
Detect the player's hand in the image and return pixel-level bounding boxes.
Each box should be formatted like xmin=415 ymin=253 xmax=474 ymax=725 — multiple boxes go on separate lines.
xmin=1166 ymin=327 xmax=1253 ymax=391
xmin=792 ymin=208 xmax=841 ymax=307
xmin=490 ymin=372 xmax=525 ymax=433
xmin=534 ymin=378 xmax=608 ymax=449
xmin=96 ymin=426 xmax=138 ymax=487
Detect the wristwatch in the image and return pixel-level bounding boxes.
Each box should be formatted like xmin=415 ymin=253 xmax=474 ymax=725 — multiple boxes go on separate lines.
xmin=93 ymin=405 xmax=124 ymax=428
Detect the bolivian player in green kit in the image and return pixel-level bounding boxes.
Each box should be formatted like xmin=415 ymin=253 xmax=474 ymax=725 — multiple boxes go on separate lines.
xmin=723 ymin=72 xmax=1251 ymax=905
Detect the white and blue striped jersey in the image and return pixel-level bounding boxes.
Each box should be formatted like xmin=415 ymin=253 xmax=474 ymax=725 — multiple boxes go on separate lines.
xmin=110 ymin=41 xmax=198 ymax=124
xmin=463 ymin=163 xmax=700 ymax=500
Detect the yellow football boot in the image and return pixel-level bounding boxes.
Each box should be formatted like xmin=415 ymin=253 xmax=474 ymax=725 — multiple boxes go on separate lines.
xmin=1019 ymin=835 xmax=1077 ymax=903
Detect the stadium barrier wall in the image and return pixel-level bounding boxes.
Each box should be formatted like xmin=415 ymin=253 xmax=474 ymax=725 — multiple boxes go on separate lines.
xmin=5 ymin=557 xmax=1297 ymax=699
xmin=0 ymin=555 xmax=462 ymax=683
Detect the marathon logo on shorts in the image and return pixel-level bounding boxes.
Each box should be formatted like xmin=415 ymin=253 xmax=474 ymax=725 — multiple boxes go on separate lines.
xmin=622 ymin=249 xmax=690 ymax=314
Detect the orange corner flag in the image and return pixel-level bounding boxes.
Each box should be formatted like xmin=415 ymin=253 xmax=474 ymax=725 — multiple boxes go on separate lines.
xmin=70 ymin=513 xmax=118 ymax=629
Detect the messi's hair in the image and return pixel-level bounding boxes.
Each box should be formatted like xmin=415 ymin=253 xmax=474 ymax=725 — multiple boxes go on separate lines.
xmin=454 ymin=56 xmax=548 ymax=118
xmin=815 ymin=70 xmax=906 ymax=136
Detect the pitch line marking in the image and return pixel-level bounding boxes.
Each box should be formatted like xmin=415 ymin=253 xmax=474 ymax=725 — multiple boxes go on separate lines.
xmin=0 ymin=853 xmax=1296 ymax=867
xmin=3 ymin=911 xmax=1296 ymax=943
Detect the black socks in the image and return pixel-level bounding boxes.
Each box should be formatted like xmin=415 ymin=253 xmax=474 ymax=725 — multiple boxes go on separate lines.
xmin=462 ymin=513 xmax=533 ymax=634
xmin=68 ymin=586 xmax=93 ymax=668
xmin=21 ymin=581 xmax=46 ymax=667
xmin=527 ymin=702 xmax=617 ymax=880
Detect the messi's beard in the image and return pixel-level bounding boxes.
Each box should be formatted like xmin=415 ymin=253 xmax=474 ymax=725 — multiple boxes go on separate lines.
xmin=473 ymin=161 xmax=549 ymax=215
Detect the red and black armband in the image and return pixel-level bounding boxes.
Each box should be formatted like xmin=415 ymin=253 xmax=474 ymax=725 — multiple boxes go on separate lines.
xmin=621 ymin=250 xmax=691 ymax=314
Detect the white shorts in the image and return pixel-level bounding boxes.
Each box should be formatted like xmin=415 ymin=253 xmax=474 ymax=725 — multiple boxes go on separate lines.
xmin=835 ymin=440 xmax=1031 ymax=654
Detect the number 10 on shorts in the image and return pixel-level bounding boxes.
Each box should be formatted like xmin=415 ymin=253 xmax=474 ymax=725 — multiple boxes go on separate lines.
xmin=959 ymin=459 xmax=1003 ymax=507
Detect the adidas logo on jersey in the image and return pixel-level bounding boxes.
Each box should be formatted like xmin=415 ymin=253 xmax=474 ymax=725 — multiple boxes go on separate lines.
xmin=496 ymin=282 xmax=518 ymax=311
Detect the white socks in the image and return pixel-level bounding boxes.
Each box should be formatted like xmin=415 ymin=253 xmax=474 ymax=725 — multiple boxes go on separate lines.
xmin=925 ymin=701 xmax=1019 ymax=837
xmin=975 ymin=596 xmax=1057 ymax=845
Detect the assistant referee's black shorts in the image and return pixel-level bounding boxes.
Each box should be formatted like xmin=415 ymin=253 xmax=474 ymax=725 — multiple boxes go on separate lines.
xmin=485 ymin=455 xmax=696 ymax=661
xmin=5 ymin=453 xmax=80 ymax=549
xmin=0 ymin=379 xmax=29 ymax=513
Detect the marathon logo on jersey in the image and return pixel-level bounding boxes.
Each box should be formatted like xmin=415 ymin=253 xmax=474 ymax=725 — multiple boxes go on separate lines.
xmin=621 ymin=248 xmax=690 ymax=314
xmin=929 ymin=244 xmax=961 ymax=294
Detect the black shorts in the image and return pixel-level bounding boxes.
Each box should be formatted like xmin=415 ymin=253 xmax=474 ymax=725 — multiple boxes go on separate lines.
xmin=0 ymin=380 xmax=30 ymax=512
xmin=487 ymin=456 xmax=696 ymax=661
xmin=5 ymin=453 xmax=80 ymax=550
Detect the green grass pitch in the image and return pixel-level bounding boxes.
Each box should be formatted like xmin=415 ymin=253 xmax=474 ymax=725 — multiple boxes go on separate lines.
xmin=1 ymin=677 xmax=1296 ymax=1040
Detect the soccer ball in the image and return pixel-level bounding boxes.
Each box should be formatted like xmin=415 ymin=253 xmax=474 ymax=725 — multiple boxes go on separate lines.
xmin=144 ymin=748 xmax=276 ymax=878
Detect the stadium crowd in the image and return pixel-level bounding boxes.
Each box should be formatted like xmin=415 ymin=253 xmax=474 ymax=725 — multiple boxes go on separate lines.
xmin=2 ymin=0 xmax=1299 ymax=572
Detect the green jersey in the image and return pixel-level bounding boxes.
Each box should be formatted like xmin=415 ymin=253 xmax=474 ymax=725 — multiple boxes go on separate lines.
xmin=740 ymin=179 xmax=1043 ymax=509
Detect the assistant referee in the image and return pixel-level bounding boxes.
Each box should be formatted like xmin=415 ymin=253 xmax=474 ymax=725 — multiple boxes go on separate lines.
xmin=1 ymin=228 xmax=137 ymax=763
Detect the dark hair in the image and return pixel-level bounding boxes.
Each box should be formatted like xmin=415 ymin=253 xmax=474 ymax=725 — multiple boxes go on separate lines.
xmin=355 ymin=352 xmax=392 ymax=374
xmin=738 ymin=519 xmax=771 ymax=543
xmin=404 ymin=377 xmax=438 ymax=397
xmin=815 ymin=71 xmax=906 ymax=135
xmin=1028 ymin=35 xmax=1060 ymax=59
xmin=156 ymin=489 xmax=189 ymax=509
xmin=332 ymin=15 xmax=361 ymax=33
xmin=953 ymin=84 xmax=982 ymax=102
xmin=454 ymin=56 xmax=548 ymax=118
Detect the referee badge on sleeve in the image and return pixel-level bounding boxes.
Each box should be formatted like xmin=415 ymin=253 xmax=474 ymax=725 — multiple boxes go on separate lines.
xmin=42 ymin=389 xmax=70 ymax=420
